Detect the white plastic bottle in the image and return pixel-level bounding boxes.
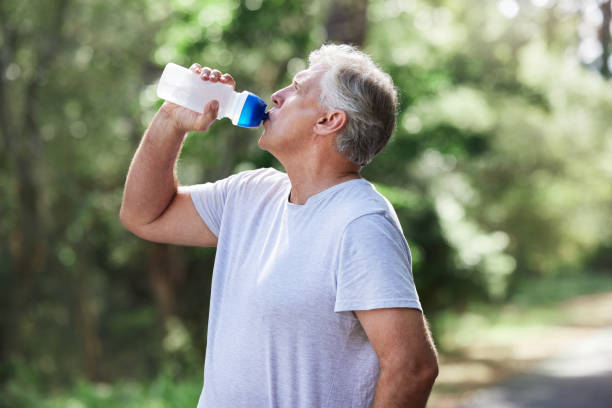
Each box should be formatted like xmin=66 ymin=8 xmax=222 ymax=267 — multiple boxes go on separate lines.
xmin=156 ymin=63 xmax=268 ymax=128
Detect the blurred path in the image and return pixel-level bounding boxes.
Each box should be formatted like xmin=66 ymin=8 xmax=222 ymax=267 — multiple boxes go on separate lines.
xmin=458 ymin=325 xmax=612 ymax=408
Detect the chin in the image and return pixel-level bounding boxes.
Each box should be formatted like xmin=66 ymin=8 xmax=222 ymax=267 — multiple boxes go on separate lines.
xmin=257 ymin=136 xmax=267 ymax=151
xmin=258 ymin=131 xmax=271 ymax=151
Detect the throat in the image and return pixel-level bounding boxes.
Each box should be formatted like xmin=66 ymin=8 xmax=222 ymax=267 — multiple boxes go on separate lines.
xmin=288 ymin=172 xmax=361 ymax=205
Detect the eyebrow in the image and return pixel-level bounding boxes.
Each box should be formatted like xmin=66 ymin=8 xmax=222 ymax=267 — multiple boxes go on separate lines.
xmin=292 ymin=79 xmax=302 ymax=92
xmin=293 ymin=72 xmax=306 ymax=85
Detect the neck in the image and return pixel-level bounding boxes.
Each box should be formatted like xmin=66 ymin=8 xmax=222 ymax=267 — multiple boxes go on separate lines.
xmin=283 ymin=156 xmax=361 ymax=205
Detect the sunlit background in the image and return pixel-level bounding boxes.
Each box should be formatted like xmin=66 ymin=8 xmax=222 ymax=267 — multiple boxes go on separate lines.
xmin=1 ymin=0 xmax=611 ymax=406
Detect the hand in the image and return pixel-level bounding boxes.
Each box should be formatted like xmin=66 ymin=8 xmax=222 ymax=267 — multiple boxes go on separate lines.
xmin=160 ymin=64 xmax=237 ymax=133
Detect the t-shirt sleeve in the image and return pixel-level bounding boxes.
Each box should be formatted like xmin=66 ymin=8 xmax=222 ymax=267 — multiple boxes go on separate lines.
xmin=180 ymin=173 xmax=239 ymax=238
xmin=334 ymin=212 xmax=422 ymax=312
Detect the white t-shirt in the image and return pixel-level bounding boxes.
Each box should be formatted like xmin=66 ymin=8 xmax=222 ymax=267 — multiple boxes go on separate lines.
xmin=187 ymin=168 xmax=421 ymax=408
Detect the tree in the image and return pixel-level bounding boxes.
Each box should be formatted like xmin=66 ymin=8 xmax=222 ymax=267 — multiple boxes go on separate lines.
xmin=599 ymin=0 xmax=611 ymax=77
xmin=1 ymin=0 xmax=166 ymax=386
xmin=325 ymin=0 xmax=369 ymax=46
xmin=3 ymin=1 xmax=612 ymax=403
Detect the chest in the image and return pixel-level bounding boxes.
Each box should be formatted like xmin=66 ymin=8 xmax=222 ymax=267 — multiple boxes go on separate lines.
xmin=218 ymin=202 xmax=345 ymax=320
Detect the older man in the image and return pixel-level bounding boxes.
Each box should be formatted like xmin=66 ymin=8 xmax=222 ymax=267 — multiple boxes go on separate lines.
xmin=120 ymin=44 xmax=438 ymax=408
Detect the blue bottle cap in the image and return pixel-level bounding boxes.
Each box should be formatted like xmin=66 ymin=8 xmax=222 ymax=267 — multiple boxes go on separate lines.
xmin=237 ymin=93 xmax=268 ymax=127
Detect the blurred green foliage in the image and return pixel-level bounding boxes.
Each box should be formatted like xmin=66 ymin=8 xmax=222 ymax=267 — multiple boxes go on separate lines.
xmin=3 ymin=367 xmax=201 ymax=408
xmin=1 ymin=0 xmax=611 ymax=404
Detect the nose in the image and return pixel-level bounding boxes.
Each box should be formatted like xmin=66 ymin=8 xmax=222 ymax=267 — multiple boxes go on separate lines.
xmin=271 ymin=89 xmax=283 ymax=108
xmin=271 ymin=84 xmax=292 ymax=108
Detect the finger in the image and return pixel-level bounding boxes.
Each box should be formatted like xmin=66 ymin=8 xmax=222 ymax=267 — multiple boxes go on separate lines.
xmin=189 ymin=63 xmax=202 ymax=73
xmin=209 ymin=69 xmax=222 ymax=82
xmin=220 ymin=73 xmax=236 ymax=88
xmin=200 ymin=67 xmax=212 ymax=80
xmin=210 ymin=100 xmax=219 ymax=114
xmin=199 ymin=100 xmax=220 ymax=129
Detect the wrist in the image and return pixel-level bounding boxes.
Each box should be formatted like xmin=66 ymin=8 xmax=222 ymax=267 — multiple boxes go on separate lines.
xmin=158 ymin=103 xmax=189 ymax=135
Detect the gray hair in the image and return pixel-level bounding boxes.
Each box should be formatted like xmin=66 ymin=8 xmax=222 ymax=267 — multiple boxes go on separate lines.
xmin=308 ymin=44 xmax=398 ymax=166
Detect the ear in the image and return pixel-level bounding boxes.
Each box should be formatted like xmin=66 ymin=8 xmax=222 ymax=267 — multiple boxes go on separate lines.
xmin=314 ymin=110 xmax=347 ymax=136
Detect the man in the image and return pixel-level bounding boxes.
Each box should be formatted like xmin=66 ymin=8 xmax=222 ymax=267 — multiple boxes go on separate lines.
xmin=120 ymin=44 xmax=438 ymax=408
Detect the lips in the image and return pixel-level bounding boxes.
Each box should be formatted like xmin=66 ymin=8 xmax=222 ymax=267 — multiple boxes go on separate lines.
xmin=264 ymin=108 xmax=275 ymax=121
xmin=262 ymin=110 xmax=271 ymax=128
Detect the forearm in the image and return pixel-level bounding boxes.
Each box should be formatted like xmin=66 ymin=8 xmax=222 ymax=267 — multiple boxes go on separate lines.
xmin=371 ymin=366 xmax=437 ymax=408
xmin=120 ymin=108 xmax=186 ymax=227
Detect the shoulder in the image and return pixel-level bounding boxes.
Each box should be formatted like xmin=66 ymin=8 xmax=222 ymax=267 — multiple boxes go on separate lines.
xmin=330 ymin=178 xmax=404 ymax=233
xmin=339 ymin=212 xmax=413 ymax=279
xmin=343 ymin=212 xmax=406 ymax=247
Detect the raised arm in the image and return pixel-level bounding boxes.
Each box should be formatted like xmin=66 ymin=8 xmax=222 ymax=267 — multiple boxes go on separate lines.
xmin=119 ymin=65 xmax=234 ymax=247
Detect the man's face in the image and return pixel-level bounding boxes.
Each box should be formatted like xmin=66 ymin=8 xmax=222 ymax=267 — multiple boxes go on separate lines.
xmin=259 ymin=64 xmax=328 ymax=158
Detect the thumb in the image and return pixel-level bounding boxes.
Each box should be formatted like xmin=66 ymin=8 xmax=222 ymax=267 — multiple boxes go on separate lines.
xmin=205 ymin=100 xmax=219 ymax=121
xmin=195 ymin=100 xmax=220 ymax=132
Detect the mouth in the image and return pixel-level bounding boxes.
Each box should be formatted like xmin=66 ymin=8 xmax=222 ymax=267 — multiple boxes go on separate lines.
xmin=262 ymin=111 xmax=270 ymax=129
xmin=263 ymin=108 xmax=274 ymax=122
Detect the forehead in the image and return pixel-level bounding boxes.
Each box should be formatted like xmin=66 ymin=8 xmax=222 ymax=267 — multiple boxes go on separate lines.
xmin=294 ymin=63 xmax=328 ymax=83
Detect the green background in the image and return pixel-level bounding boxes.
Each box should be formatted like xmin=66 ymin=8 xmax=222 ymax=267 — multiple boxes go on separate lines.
xmin=1 ymin=0 xmax=611 ymax=405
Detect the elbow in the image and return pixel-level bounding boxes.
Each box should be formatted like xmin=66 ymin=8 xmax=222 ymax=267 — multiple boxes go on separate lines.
xmin=407 ymin=359 xmax=438 ymax=396
xmin=390 ymin=356 xmax=439 ymax=389
xmin=119 ymin=210 xmax=147 ymax=240
xmin=422 ymin=359 xmax=439 ymax=386
xmin=419 ymin=350 xmax=439 ymax=385
xmin=119 ymin=204 xmax=130 ymax=229
xmin=118 ymin=196 xmax=143 ymax=232
xmin=119 ymin=204 xmax=139 ymax=234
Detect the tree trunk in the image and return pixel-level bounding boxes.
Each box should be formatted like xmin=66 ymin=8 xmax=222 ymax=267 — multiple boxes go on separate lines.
xmin=600 ymin=0 xmax=611 ymax=78
xmin=76 ymin=278 xmax=103 ymax=381
xmin=147 ymin=243 xmax=187 ymax=323
xmin=324 ymin=0 xmax=369 ymax=47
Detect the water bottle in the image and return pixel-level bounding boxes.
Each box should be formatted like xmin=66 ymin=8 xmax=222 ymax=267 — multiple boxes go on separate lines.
xmin=156 ymin=63 xmax=268 ymax=128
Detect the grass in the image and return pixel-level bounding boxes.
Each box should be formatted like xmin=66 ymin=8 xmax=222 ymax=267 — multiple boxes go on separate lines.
xmin=434 ymin=273 xmax=612 ymax=350
xmin=511 ymin=272 xmax=612 ymax=306
xmin=2 ymin=372 xmax=202 ymax=408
